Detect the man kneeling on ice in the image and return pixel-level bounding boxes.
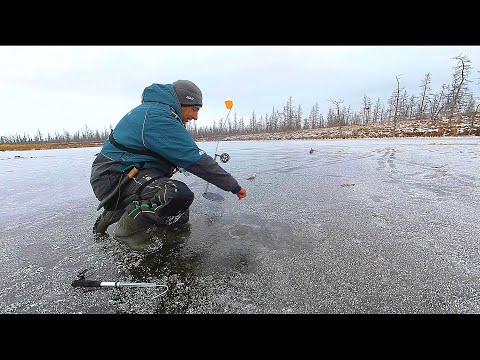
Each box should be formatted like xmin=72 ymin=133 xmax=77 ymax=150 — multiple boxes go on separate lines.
xmin=90 ymin=80 xmax=247 ymax=240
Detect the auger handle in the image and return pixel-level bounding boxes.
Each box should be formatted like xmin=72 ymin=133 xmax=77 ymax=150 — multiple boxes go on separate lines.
xmin=71 ymin=279 xmax=102 ymax=287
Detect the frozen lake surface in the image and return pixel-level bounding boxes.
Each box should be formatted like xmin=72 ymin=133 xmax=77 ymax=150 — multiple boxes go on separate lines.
xmin=1 ymin=136 xmax=479 ymax=314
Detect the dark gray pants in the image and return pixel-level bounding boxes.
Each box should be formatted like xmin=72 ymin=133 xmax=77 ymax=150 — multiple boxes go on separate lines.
xmin=101 ymin=168 xmax=194 ymax=227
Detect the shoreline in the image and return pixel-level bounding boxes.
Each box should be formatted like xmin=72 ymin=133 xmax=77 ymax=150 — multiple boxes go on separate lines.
xmin=1 ymin=119 xmax=479 ymax=151
xmin=0 ymin=142 xmax=103 ymax=151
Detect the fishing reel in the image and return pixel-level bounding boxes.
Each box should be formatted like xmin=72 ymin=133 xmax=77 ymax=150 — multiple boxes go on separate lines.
xmin=216 ymin=152 xmax=230 ymax=163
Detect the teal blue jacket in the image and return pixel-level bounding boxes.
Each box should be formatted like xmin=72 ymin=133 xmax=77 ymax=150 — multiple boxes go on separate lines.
xmin=91 ymin=83 xmax=241 ymax=197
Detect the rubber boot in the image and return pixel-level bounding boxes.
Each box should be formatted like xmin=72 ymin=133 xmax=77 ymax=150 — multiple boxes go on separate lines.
xmin=93 ymin=209 xmax=125 ymax=236
xmin=113 ymin=212 xmax=157 ymax=251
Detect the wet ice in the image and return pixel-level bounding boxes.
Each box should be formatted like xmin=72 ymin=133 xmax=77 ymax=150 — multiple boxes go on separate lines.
xmin=1 ymin=137 xmax=480 ymax=313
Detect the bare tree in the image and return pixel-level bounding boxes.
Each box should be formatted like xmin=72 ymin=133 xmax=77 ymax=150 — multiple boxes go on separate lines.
xmin=318 ymin=112 xmax=325 ymax=128
xmin=391 ymin=74 xmax=404 ymax=136
xmin=447 ymin=54 xmax=472 ymax=116
xmin=35 ymin=129 xmax=43 ymax=143
xmin=270 ymin=108 xmax=279 ymax=132
xmin=399 ymin=89 xmax=409 ymax=120
xmin=328 ymin=99 xmax=344 ymax=129
xmin=308 ymin=102 xmax=320 ymax=129
xmin=248 ymin=110 xmax=256 ymax=133
xmin=372 ymin=97 xmax=382 ymax=123
xmin=407 ymin=94 xmax=417 ymax=120
xmin=303 ymin=112 xmax=310 ymax=129
xmin=418 ymin=73 xmax=431 ymax=119
xmin=429 ymin=84 xmax=448 ymax=123
xmin=284 ymin=96 xmax=295 ymax=131
xmin=462 ymin=94 xmax=477 ymax=132
xmin=238 ymin=116 xmax=245 ymax=134
xmin=295 ymin=104 xmax=303 ymax=130
xmin=345 ymin=105 xmax=353 ymax=125
xmin=362 ymin=94 xmax=371 ymax=125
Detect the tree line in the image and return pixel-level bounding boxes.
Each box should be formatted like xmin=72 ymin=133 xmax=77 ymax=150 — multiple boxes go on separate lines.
xmin=0 ymin=125 xmax=110 ymax=145
xmin=2 ymin=53 xmax=479 ymax=145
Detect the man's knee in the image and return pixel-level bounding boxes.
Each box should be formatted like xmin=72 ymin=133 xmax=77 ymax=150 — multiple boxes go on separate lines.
xmin=145 ymin=179 xmax=191 ymax=210
xmin=116 ymin=174 xmax=193 ymax=226
xmin=166 ymin=180 xmax=194 ymax=211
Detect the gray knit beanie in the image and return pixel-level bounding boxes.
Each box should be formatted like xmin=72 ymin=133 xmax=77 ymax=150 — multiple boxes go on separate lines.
xmin=173 ymin=80 xmax=203 ymax=107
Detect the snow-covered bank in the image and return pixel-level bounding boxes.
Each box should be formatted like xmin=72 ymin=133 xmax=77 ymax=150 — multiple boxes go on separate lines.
xmin=211 ymin=118 xmax=480 ymax=142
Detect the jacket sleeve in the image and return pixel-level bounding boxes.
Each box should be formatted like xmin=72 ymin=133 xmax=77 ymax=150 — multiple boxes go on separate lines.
xmin=142 ymin=106 xmax=241 ymax=193
xmin=186 ymin=155 xmax=242 ymax=194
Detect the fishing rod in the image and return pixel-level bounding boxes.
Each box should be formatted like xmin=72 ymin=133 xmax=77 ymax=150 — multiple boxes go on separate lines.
xmin=202 ymin=100 xmax=233 ymax=202
xmin=71 ymin=269 xmax=168 ymax=294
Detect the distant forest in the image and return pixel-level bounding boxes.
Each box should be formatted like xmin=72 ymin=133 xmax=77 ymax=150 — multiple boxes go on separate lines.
xmin=2 ymin=53 xmax=479 ymax=144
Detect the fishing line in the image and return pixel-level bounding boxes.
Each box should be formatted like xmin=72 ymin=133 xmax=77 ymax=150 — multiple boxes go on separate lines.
xmin=202 ymin=99 xmax=234 ymax=202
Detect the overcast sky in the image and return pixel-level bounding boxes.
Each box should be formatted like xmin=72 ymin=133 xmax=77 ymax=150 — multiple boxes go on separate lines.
xmin=1 ymin=46 xmax=480 ymax=137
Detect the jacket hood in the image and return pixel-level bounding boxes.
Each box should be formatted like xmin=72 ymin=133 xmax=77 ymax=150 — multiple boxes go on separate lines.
xmin=141 ymin=84 xmax=181 ymax=113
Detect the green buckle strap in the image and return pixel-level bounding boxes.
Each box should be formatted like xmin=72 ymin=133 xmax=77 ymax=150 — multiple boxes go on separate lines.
xmin=127 ymin=200 xmax=160 ymax=217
